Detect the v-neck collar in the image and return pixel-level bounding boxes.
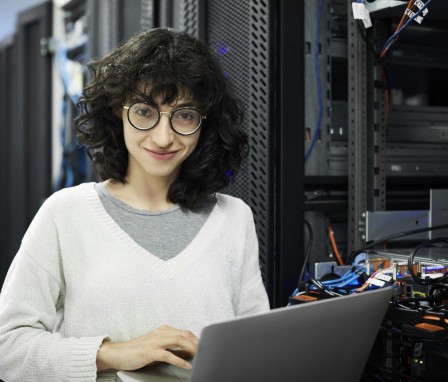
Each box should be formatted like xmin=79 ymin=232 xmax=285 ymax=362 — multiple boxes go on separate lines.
xmin=81 ymin=183 xmax=226 ymax=279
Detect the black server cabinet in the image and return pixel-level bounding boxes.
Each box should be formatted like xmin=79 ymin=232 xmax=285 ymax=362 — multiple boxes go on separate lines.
xmin=0 ymin=36 xmax=17 ymax=286
xmin=87 ymin=0 xmax=147 ymax=60
xmin=172 ymin=0 xmax=305 ymax=307
xmin=2 ymin=1 xmax=53 ymax=285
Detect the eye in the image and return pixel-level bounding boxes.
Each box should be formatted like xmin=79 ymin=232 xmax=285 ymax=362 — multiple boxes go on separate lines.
xmin=173 ymin=109 xmax=199 ymax=124
xmin=178 ymin=111 xmax=193 ymax=120
xmin=131 ymin=103 xmax=157 ymax=119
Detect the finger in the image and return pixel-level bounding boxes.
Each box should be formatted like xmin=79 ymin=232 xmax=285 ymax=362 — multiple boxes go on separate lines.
xmin=170 ymin=329 xmax=199 ymax=346
xmin=160 ymin=334 xmax=198 ymax=356
xmin=156 ymin=349 xmax=193 ymax=369
xmin=153 ymin=327 xmax=199 ymax=348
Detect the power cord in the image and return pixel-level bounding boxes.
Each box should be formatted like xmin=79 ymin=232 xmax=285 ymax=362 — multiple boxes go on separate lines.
xmin=297 ymin=219 xmax=314 ymax=287
xmin=408 ymin=237 xmax=448 ymax=286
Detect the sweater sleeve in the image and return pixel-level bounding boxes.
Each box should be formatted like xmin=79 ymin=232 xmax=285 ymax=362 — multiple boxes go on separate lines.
xmin=0 ymin=196 xmax=109 ymax=382
xmin=234 ymin=204 xmax=271 ymax=316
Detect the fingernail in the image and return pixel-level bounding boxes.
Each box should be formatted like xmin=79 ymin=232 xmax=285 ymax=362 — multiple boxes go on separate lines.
xmin=184 ymin=362 xmax=192 ymax=369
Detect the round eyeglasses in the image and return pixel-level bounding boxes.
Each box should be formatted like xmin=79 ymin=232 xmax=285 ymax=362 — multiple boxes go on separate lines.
xmin=122 ymin=102 xmax=206 ymax=135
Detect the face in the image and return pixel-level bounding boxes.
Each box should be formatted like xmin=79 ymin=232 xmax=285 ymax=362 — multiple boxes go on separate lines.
xmin=121 ymin=94 xmax=202 ymax=186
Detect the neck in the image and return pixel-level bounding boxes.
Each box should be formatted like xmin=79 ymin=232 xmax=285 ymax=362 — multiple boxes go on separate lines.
xmin=104 ymin=177 xmax=175 ymax=212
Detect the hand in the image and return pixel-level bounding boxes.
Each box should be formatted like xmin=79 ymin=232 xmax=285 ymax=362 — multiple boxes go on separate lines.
xmin=96 ymin=325 xmax=199 ymax=372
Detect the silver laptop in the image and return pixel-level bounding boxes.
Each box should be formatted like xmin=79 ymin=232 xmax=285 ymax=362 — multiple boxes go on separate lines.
xmin=117 ymin=287 xmax=393 ymax=382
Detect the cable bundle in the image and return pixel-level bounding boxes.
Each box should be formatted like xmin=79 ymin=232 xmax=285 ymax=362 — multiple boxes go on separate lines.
xmin=379 ymin=0 xmax=433 ymax=59
xmin=290 ymin=265 xmax=369 ymax=303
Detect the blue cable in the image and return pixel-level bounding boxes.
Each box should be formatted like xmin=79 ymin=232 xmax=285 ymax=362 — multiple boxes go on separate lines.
xmin=320 ymin=265 xmax=366 ymax=284
xmin=304 ymin=0 xmax=430 ymax=161
xmin=305 ymin=0 xmax=325 ymax=162
xmin=56 ymin=46 xmax=81 ymax=105
xmin=321 ymin=273 xmax=362 ymax=288
xmin=332 ymin=273 xmax=362 ymax=287
xmin=320 ymin=269 xmax=357 ymax=285
xmin=321 ymin=272 xmax=358 ymax=286
xmin=291 ymin=266 xmax=366 ymax=296
xmin=54 ymin=44 xmax=83 ymax=191
xmin=381 ymin=0 xmax=433 ymax=53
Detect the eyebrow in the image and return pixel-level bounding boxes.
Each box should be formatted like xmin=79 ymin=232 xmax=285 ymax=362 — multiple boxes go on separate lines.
xmin=130 ymin=99 xmax=199 ymax=109
xmin=173 ymin=101 xmax=199 ymax=109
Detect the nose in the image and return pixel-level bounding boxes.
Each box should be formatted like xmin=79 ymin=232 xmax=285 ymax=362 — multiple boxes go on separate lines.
xmin=151 ymin=112 xmax=174 ymax=147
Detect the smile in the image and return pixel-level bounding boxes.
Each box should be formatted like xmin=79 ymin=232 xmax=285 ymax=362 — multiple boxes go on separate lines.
xmin=145 ymin=149 xmax=178 ymax=161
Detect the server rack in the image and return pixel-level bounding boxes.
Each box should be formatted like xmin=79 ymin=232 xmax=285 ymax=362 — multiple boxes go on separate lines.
xmin=301 ymin=2 xmax=448 ymax=378
xmin=0 ymin=35 xmax=16 ymax=286
xmin=171 ymin=0 xmax=306 ymax=307
xmin=0 ymin=2 xmax=53 ymax=287
xmin=303 ymin=0 xmax=448 ymax=270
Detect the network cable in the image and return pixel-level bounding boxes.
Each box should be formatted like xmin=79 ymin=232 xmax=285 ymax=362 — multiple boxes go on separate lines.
xmin=380 ymin=0 xmax=433 ymax=59
xmin=54 ymin=43 xmax=85 ymax=191
xmin=297 ymin=219 xmax=314 ymax=286
xmin=291 ymin=264 xmax=367 ymax=298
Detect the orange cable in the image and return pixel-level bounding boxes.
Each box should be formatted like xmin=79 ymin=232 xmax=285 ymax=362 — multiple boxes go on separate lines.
xmin=380 ymin=0 xmax=415 ymax=59
xmin=329 ymin=227 xmax=344 ymax=266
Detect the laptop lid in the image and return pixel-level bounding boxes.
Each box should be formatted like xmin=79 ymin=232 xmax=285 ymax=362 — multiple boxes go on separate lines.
xmin=117 ymin=287 xmax=393 ymax=382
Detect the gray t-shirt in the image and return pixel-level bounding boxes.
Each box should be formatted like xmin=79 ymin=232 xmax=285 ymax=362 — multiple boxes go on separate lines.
xmin=95 ymin=183 xmax=215 ymax=261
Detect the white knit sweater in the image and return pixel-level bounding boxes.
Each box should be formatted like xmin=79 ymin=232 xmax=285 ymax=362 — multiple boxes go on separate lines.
xmin=0 ymin=183 xmax=269 ymax=381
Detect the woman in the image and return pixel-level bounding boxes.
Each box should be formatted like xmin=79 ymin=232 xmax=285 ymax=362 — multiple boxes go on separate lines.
xmin=0 ymin=28 xmax=269 ymax=381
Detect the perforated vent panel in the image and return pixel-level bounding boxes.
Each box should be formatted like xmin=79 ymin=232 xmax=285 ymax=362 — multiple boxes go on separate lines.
xmin=177 ymin=0 xmax=202 ymax=37
xmin=96 ymin=0 xmax=120 ymax=57
xmin=88 ymin=0 xmax=150 ymax=58
xmin=121 ymin=0 xmax=144 ymax=40
xmin=140 ymin=0 xmax=155 ymax=31
xmin=205 ymin=0 xmax=272 ymax=283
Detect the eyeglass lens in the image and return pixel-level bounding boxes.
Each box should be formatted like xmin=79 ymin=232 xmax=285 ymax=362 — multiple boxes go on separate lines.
xmin=128 ymin=103 xmax=201 ymax=134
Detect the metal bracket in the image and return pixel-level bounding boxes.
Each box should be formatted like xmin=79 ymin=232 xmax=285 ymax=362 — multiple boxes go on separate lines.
xmin=40 ymin=37 xmax=55 ymax=56
xmin=365 ymin=189 xmax=448 ymax=242
xmin=364 ymin=0 xmax=407 ymax=14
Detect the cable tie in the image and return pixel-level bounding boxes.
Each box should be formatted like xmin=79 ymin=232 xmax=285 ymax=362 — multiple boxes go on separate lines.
xmin=405 ymin=8 xmax=425 ymax=24
xmin=352 ymin=2 xmax=372 ymax=28
xmin=413 ymin=0 xmax=429 ymax=16
xmin=375 ymin=273 xmax=393 ymax=283
xmin=367 ymin=278 xmax=386 ymax=287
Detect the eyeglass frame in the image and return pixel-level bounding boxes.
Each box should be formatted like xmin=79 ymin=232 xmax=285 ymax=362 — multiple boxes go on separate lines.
xmin=122 ymin=101 xmax=207 ymax=136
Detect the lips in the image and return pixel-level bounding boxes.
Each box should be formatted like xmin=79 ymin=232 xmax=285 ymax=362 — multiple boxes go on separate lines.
xmin=145 ymin=148 xmax=178 ymax=160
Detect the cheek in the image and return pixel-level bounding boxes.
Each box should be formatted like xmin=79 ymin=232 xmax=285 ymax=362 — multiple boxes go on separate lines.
xmin=122 ymin=126 xmax=131 ymax=146
xmin=122 ymin=124 xmax=141 ymax=152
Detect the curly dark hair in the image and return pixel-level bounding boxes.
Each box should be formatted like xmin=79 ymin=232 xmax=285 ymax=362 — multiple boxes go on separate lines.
xmin=76 ymin=28 xmax=247 ymax=210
